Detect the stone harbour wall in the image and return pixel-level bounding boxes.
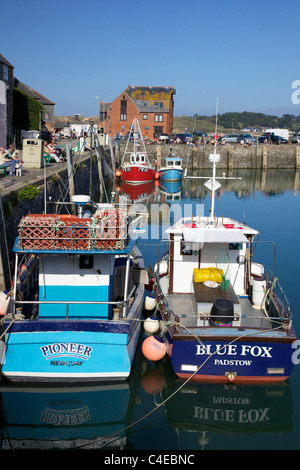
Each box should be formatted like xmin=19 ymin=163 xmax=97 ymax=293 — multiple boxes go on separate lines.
xmin=116 ymin=143 xmax=300 ymax=170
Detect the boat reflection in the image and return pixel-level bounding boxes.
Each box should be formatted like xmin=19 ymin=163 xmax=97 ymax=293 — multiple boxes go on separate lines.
xmin=158 ymin=180 xmax=183 ymax=201
xmin=139 ymin=357 xmax=293 ymax=449
xmin=0 ymin=347 xmax=144 ymax=450
xmin=115 ymin=181 xmax=155 ymax=204
xmin=0 ymin=351 xmax=294 ymax=450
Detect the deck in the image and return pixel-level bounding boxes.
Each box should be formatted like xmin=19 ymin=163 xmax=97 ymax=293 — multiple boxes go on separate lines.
xmin=165 ymin=292 xmax=274 ymax=330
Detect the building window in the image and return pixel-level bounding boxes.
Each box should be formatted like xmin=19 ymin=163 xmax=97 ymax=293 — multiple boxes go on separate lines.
xmin=143 ymin=114 xmax=148 ymax=120
xmin=154 ymin=114 xmax=163 ymax=122
xmin=3 ymin=65 xmax=8 ymax=81
xmin=120 ymin=100 xmax=127 ymax=121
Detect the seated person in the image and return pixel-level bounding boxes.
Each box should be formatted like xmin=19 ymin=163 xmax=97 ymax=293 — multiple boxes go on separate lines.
xmin=0 ymin=145 xmax=22 ymax=175
xmin=46 ymin=141 xmax=65 ymax=162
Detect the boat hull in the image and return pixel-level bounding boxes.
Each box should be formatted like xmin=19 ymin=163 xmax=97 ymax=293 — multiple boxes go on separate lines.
xmin=159 ymin=168 xmax=183 ymax=181
xmin=1 ymin=318 xmax=141 ymax=382
xmin=166 ymin=333 xmax=296 ymax=383
xmin=120 ymin=165 xmax=155 ymax=184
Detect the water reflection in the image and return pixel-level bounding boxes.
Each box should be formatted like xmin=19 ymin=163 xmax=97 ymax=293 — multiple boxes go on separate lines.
xmin=0 ymin=346 xmax=293 ymax=450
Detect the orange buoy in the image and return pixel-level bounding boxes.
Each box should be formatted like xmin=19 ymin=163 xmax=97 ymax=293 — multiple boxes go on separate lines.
xmin=142 ymin=335 xmax=167 ymax=361
xmin=116 ymin=169 xmax=121 ymax=178
xmin=141 ymin=369 xmax=166 ymax=394
xmin=154 ymin=171 xmax=160 ymax=179
xmin=154 ymin=179 xmax=159 ymax=187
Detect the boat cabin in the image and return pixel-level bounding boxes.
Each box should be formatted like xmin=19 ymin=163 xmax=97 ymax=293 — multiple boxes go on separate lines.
xmin=164 ymin=157 xmax=182 ymax=169
xmin=158 ymin=216 xmax=259 ymax=327
xmin=129 ymin=152 xmax=146 ymax=165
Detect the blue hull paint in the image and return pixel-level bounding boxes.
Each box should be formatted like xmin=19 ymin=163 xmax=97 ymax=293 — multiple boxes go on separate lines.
xmin=2 ymin=318 xmax=141 ymax=381
xmin=169 ymin=336 xmax=295 ymax=381
xmin=159 ymin=169 xmax=183 ymax=181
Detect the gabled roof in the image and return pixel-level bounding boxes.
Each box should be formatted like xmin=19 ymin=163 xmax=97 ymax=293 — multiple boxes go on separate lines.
xmin=0 ymin=53 xmax=14 ymax=68
xmin=125 ymin=86 xmax=176 ymax=113
xmin=14 ymin=78 xmax=55 ymax=105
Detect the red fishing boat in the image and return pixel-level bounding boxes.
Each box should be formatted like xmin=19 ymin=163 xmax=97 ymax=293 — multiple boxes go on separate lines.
xmin=119 ymin=118 xmax=155 ymax=184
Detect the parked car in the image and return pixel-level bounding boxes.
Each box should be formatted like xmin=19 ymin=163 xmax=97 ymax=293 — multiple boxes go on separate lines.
xmin=258 ymin=133 xmax=288 ymax=144
xmin=291 ymin=132 xmax=300 ymax=143
xmin=174 ymin=133 xmax=194 ymax=143
xmin=237 ymin=133 xmax=256 ymax=144
xmin=218 ymin=134 xmax=239 ymax=143
xmin=159 ymin=133 xmax=170 ymax=143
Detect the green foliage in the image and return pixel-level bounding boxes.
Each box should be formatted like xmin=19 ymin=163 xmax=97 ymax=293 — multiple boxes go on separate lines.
xmin=9 ymin=185 xmax=40 ymax=206
xmin=13 ymin=88 xmax=44 ymax=131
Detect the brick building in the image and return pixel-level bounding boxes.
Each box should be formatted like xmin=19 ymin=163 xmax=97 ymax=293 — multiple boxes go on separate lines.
xmin=100 ymin=86 xmax=176 ymax=139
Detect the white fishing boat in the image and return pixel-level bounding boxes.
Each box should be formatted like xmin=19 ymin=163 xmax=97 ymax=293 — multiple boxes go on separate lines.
xmin=143 ymin=109 xmax=297 ymax=384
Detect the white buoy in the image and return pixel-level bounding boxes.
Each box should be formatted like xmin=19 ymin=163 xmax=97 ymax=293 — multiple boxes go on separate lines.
xmin=144 ymin=315 xmax=160 ymax=334
xmin=144 ymin=294 xmax=156 ymax=311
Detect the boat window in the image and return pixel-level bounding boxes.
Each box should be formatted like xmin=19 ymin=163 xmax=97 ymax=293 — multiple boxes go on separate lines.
xmin=175 ymin=161 xmax=180 ymax=166
xmin=136 ymin=155 xmax=140 ymax=162
xmin=229 ymin=243 xmax=242 ymax=250
xmin=141 ymin=154 xmax=145 ymax=162
xmin=79 ymin=254 xmax=93 ymax=269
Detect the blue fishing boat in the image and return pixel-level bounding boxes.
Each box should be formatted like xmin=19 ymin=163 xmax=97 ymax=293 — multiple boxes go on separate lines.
xmin=146 ymin=144 xmax=297 ymax=384
xmin=0 ymin=196 xmax=147 ymax=382
xmin=159 ymin=157 xmax=183 ymax=181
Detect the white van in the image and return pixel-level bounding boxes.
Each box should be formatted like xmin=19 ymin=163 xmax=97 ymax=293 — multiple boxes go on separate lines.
xmin=264 ymin=129 xmax=289 ymax=140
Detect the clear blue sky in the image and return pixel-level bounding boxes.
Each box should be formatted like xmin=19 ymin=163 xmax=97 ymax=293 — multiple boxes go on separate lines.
xmin=2 ymin=0 xmax=300 ymax=117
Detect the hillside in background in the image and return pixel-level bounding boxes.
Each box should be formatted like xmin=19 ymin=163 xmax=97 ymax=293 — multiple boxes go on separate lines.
xmin=54 ymin=112 xmax=300 ymax=134
xmin=173 ymin=112 xmax=300 ymax=134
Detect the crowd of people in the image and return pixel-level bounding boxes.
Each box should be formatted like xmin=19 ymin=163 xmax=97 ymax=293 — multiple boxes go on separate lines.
xmin=0 ymin=144 xmax=23 ymax=176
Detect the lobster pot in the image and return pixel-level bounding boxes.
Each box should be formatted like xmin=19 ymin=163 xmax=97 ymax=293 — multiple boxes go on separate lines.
xmin=252 ymin=275 xmax=266 ymax=308
xmin=93 ymin=208 xmax=128 ymax=250
xmin=18 ymin=215 xmax=58 ymax=250
xmin=55 ymin=215 xmax=93 ymax=250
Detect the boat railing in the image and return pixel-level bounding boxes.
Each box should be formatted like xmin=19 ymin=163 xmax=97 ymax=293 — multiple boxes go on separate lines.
xmin=11 ymin=285 xmax=137 ymax=321
xmin=264 ymin=268 xmax=292 ymax=320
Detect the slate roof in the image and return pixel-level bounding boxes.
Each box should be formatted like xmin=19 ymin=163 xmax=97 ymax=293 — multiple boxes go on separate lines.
xmin=0 ymin=53 xmax=14 ymax=68
xmin=14 ymin=78 xmax=55 ymax=105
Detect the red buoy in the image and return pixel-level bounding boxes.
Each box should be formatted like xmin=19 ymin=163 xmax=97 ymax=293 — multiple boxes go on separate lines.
xmin=142 ymin=335 xmax=167 ymax=361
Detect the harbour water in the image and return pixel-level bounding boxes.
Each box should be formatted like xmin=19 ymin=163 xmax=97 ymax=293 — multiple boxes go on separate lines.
xmin=0 ymin=169 xmax=299 ymax=451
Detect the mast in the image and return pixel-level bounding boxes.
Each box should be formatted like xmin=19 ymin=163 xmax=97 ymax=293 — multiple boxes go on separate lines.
xmin=185 ymin=98 xmax=241 ymax=219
